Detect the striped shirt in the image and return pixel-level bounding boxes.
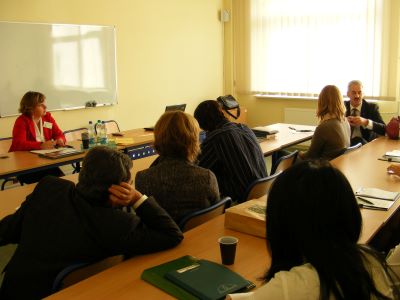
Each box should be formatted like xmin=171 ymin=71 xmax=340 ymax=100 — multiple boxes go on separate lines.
xmin=198 ymin=121 xmax=267 ymax=203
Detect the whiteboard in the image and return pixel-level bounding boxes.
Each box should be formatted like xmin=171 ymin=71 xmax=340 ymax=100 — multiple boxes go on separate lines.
xmin=0 ymin=22 xmax=117 ymax=117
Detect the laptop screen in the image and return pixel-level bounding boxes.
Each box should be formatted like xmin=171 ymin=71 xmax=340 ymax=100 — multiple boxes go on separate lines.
xmin=165 ymin=104 xmax=186 ymax=112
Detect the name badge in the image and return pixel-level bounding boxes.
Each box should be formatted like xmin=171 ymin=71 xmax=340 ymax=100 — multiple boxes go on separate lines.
xmin=43 ymin=121 xmax=53 ymax=129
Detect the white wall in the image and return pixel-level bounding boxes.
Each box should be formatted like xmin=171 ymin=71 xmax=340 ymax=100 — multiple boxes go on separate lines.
xmin=0 ymin=0 xmax=224 ymax=138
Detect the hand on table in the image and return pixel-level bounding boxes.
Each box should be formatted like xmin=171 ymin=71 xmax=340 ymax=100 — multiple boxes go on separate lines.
xmin=55 ymin=138 xmax=65 ymax=147
xmin=40 ymin=140 xmax=55 ymax=149
xmin=387 ymin=164 xmax=400 ymax=176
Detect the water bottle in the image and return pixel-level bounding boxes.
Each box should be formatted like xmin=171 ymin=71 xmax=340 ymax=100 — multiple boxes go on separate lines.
xmin=88 ymin=121 xmax=96 ymax=146
xmin=100 ymin=121 xmax=108 ymax=145
xmin=96 ymin=120 xmax=102 ymax=144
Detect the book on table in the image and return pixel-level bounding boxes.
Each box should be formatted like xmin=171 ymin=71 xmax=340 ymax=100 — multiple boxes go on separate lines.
xmin=251 ymin=126 xmax=279 ymax=138
xmin=355 ymin=187 xmax=400 ymax=210
xmin=141 ymin=255 xmax=255 ymax=300
xmin=31 ymin=147 xmax=83 ymax=159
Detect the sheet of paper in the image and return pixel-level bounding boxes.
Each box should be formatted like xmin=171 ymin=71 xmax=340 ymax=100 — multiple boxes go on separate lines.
xmin=356 ymin=187 xmax=400 ymax=201
xmin=115 ymin=138 xmax=134 ymax=145
xmin=30 ymin=147 xmax=73 ymax=154
xmin=356 ymin=196 xmax=395 ymax=210
xmin=385 ymin=150 xmax=400 ymax=157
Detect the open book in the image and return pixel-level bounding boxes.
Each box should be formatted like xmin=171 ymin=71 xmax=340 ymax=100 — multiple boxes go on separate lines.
xmin=355 ymin=187 xmax=400 ymax=210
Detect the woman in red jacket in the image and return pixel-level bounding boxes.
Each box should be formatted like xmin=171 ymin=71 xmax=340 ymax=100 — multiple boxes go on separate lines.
xmin=9 ymin=91 xmax=66 ymax=183
xmin=9 ymin=91 xmax=65 ymax=151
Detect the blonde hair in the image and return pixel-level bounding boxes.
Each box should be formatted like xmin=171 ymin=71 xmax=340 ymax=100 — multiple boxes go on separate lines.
xmin=154 ymin=111 xmax=201 ymax=162
xmin=317 ymin=85 xmax=345 ymax=121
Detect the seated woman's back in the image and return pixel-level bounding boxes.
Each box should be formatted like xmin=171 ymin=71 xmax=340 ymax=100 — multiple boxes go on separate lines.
xmin=229 ymin=160 xmax=399 ymax=300
xmin=301 ymin=85 xmax=350 ymax=161
xmin=135 ymin=111 xmax=220 ymax=223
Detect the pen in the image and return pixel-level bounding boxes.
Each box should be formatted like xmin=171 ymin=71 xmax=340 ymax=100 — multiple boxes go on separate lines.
xmin=356 ymin=196 xmax=374 ymax=205
xmin=288 ymin=126 xmax=313 ymax=133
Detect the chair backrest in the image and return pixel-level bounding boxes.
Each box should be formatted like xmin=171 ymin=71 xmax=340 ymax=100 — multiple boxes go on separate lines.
xmin=178 ymin=197 xmax=232 ymax=232
xmin=95 ymin=120 xmax=120 ymax=135
xmin=52 ymin=255 xmax=123 ymax=293
xmin=63 ymin=128 xmax=88 ymax=143
xmin=243 ymin=172 xmax=282 ymax=203
xmin=343 ymin=142 xmax=362 ymax=154
xmin=0 ymin=137 xmax=12 ymax=154
xmin=270 ymin=150 xmax=299 ymax=175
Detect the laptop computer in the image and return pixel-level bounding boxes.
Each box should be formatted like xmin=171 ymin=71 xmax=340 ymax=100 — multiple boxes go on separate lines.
xmin=144 ymin=104 xmax=187 ymax=131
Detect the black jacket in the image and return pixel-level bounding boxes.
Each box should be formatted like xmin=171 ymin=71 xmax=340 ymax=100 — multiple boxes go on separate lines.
xmin=344 ymin=99 xmax=386 ymax=142
xmin=0 ymin=176 xmax=183 ymax=299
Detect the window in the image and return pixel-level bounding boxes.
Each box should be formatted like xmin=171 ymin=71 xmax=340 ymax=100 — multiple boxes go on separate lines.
xmin=247 ymin=0 xmax=398 ymax=99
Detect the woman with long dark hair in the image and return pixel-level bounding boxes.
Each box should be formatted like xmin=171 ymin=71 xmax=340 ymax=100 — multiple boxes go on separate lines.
xmin=229 ymin=160 xmax=399 ymax=299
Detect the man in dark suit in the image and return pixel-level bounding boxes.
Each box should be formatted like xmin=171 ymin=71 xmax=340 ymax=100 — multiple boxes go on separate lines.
xmin=0 ymin=146 xmax=183 ymax=299
xmin=345 ymin=80 xmax=386 ymax=145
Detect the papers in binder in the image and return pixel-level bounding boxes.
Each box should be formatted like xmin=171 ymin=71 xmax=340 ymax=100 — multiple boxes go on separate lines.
xmin=355 ymin=187 xmax=400 ymax=201
xmin=356 ymin=196 xmax=395 ymax=211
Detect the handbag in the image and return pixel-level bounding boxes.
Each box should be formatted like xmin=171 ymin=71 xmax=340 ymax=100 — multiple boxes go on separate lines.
xmin=386 ymin=116 xmax=400 ymax=140
xmin=217 ymin=95 xmax=241 ymax=119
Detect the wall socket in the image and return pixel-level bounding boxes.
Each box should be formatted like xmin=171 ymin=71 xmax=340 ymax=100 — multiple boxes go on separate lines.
xmin=221 ymin=9 xmax=230 ymax=22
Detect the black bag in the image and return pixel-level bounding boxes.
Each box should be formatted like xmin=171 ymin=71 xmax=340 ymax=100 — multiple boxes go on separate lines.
xmin=217 ymin=95 xmax=241 ymax=119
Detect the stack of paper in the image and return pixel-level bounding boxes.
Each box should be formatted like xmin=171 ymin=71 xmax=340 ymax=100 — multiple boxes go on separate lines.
xmin=114 ymin=137 xmax=134 ymax=145
xmin=382 ymin=150 xmax=400 ymax=162
xmin=355 ymin=187 xmax=400 ymax=210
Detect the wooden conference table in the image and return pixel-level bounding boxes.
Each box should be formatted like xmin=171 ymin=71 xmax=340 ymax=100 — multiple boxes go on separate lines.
xmin=331 ymin=137 xmax=400 ymax=244
xmin=256 ymin=123 xmax=315 ymax=156
xmin=42 ymin=136 xmax=400 ymax=299
xmin=0 ymin=123 xmax=313 ymax=184
xmin=0 ymin=129 xmax=155 ymax=181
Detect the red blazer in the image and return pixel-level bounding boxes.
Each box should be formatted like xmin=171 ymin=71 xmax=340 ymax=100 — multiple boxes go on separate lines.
xmin=9 ymin=113 xmax=66 ymax=152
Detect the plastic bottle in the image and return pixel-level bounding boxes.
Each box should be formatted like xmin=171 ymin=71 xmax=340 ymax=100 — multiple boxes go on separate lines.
xmin=88 ymin=121 xmax=96 ymax=146
xmin=96 ymin=120 xmax=102 ymax=143
xmin=100 ymin=121 xmax=108 ymax=145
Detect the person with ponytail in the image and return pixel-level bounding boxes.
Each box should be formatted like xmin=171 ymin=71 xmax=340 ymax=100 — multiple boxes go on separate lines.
xmin=229 ymin=160 xmax=399 ymax=300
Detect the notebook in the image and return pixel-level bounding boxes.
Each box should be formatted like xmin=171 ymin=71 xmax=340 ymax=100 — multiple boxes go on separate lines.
xmin=141 ymin=255 xmax=254 ymax=300
xmin=144 ymin=104 xmax=187 ymax=131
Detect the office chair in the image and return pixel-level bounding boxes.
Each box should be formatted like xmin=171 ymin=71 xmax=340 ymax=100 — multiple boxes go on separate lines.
xmin=242 ymin=172 xmax=282 ymax=203
xmin=0 ymin=137 xmax=23 ymax=190
xmin=270 ymin=150 xmax=298 ymax=175
xmin=63 ymin=128 xmax=88 ymax=143
xmin=343 ymin=142 xmax=362 ymax=154
xmin=178 ymin=197 xmax=232 ymax=232
xmin=63 ymin=128 xmax=88 ymax=173
xmin=52 ymin=255 xmax=124 ymax=293
xmin=95 ymin=120 xmax=120 ymax=135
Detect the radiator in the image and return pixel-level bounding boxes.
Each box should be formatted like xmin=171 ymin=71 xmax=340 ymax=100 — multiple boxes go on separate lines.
xmin=284 ymin=108 xmax=317 ymax=125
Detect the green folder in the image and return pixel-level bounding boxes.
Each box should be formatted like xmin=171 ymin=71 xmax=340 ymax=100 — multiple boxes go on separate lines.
xmin=141 ymin=255 xmax=199 ymax=300
xmin=141 ymin=255 xmax=255 ymax=300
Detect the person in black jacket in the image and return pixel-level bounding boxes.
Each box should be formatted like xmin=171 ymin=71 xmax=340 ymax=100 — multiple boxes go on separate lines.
xmin=0 ymin=146 xmax=183 ymax=299
xmin=345 ymin=80 xmax=386 ymax=145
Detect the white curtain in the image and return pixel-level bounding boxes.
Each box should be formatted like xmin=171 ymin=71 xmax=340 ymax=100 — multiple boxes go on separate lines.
xmin=249 ymin=0 xmax=395 ymax=98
